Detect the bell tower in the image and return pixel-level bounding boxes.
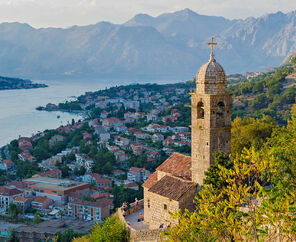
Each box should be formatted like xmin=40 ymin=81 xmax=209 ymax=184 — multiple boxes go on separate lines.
xmin=191 ymin=37 xmax=232 ymax=185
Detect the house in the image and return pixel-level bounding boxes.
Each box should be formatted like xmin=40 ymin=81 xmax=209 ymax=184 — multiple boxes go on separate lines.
xmin=146 ymin=113 xmax=158 ymax=122
xmin=123 ymin=100 xmax=140 ymax=111
xmin=124 ymin=112 xmax=139 ymax=123
xmin=49 ymin=135 xmax=65 ymax=147
xmin=113 ymin=150 xmax=128 ymax=162
xmin=152 ymin=133 xmax=164 ymax=143
xmin=115 ymin=137 xmax=130 ymax=148
xmin=102 ymin=117 xmax=124 ymax=130
xmin=36 ymin=169 xmax=62 ymax=179
xmin=18 ymin=152 xmax=35 ymax=162
xmin=82 ymin=132 xmax=92 ymax=141
xmin=96 ymin=178 xmax=112 ymax=191
xmin=146 ymin=123 xmax=169 ymax=133
xmin=134 ymin=131 xmax=151 ymax=140
xmin=82 ymin=173 xmax=101 ymax=183
xmin=127 ymin=167 xmax=147 ymax=183
xmin=112 ymin=169 xmax=125 ymax=177
xmin=130 ymin=143 xmax=143 ymax=155
xmin=163 ymin=137 xmax=174 ymax=146
xmin=145 ymin=150 xmax=161 ymax=160
xmin=13 ymin=197 xmax=32 ymax=213
xmin=5 ymin=181 xmax=27 ymax=192
xmin=100 ymin=110 xmax=109 ymax=119
xmin=0 ymin=160 xmax=15 ymax=171
xmin=94 ymin=126 xmax=110 ymax=142
xmin=67 ymin=199 xmax=110 ymax=221
xmin=124 ymin=183 xmax=139 ymax=191
xmin=0 ymin=187 xmax=23 ymax=213
xmin=88 ymin=119 xmax=100 ymax=128
xmin=32 ymin=196 xmax=54 ymax=212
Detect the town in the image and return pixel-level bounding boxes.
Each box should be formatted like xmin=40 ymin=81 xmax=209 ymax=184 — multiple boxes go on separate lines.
xmin=0 ymin=82 xmax=193 ymax=240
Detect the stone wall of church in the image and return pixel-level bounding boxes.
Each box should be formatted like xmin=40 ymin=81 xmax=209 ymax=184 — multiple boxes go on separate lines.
xmin=179 ymin=186 xmax=198 ymax=212
xmin=144 ymin=188 xmax=179 ymax=229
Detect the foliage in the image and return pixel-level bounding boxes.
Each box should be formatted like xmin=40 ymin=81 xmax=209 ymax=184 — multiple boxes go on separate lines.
xmin=55 ymin=229 xmax=86 ymax=242
xmin=8 ymin=203 xmax=22 ymax=220
xmin=73 ymin=215 xmax=128 ymax=242
xmin=231 ymin=115 xmax=278 ymax=156
xmin=165 ymin=148 xmax=296 ymax=241
xmin=33 ymin=211 xmax=42 ymax=224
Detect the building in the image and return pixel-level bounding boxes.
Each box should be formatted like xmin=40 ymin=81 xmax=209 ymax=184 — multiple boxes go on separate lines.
xmin=13 ymin=197 xmax=32 ymax=213
xmin=36 ymin=169 xmax=62 ymax=179
xmin=31 ymin=196 xmax=54 ymax=212
xmin=128 ymin=167 xmax=147 ymax=183
xmin=23 ymin=177 xmax=89 ymax=205
xmin=67 ymin=199 xmax=110 ymax=221
xmin=15 ymin=220 xmax=94 ymax=242
xmin=143 ymin=39 xmax=232 ymax=229
xmin=0 ymin=160 xmax=15 ymax=171
xmin=0 ymin=187 xmax=23 ymax=213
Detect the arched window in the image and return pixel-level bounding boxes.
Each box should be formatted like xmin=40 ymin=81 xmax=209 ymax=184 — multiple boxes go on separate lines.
xmin=197 ymin=102 xmax=204 ymax=119
xmin=217 ymin=102 xmax=225 ymax=119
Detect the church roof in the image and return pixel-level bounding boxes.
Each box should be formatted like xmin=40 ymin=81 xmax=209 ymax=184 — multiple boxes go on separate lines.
xmin=157 ymin=152 xmax=191 ymax=180
xmin=142 ymin=172 xmax=158 ymax=189
xmin=148 ymin=175 xmax=196 ymax=201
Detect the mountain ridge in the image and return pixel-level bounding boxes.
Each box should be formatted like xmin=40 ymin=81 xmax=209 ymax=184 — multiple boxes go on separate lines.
xmin=0 ymin=9 xmax=295 ymax=80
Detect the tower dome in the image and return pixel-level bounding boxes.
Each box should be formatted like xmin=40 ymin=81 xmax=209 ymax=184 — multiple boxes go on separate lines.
xmin=197 ymin=55 xmax=226 ymax=84
xmin=196 ymin=37 xmax=227 ymax=94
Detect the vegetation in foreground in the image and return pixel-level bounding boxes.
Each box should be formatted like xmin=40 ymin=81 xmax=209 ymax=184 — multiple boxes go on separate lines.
xmin=164 ymin=104 xmax=296 ymax=241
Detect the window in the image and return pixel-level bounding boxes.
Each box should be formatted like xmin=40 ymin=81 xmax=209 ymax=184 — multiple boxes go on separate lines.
xmin=197 ymin=102 xmax=204 ymax=119
xmin=147 ymin=199 xmax=150 ymax=208
xmin=217 ymin=102 xmax=225 ymax=119
xmin=164 ymin=204 xmax=167 ymax=210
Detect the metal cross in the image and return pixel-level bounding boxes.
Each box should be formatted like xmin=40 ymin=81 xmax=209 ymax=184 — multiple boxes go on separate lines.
xmin=208 ymin=37 xmax=217 ymax=55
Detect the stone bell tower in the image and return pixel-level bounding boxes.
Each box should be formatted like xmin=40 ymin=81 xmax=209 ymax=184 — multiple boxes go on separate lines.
xmin=191 ymin=37 xmax=232 ymax=185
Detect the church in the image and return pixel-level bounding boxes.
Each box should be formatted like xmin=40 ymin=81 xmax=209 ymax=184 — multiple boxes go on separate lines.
xmin=142 ymin=38 xmax=232 ymax=229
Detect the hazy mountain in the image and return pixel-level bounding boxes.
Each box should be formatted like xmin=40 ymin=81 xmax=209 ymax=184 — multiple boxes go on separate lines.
xmin=0 ymin=9 xmax=295 ymax=80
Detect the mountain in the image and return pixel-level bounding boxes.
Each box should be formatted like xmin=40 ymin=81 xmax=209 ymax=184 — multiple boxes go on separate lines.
xmin=0 ymin=9 xmax=295 ymax=80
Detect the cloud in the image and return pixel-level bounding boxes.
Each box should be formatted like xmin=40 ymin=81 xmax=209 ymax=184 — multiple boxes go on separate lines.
xmin=0 ymin=0 xmax=294 ymax=27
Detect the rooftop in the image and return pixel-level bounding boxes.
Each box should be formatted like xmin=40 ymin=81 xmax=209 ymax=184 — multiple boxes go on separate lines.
xmin=23 ymin=177 xmax=88 ymax=192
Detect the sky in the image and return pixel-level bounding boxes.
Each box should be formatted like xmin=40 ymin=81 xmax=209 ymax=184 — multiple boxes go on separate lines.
xmin=0 ymin=0 xmax=295 ymax=28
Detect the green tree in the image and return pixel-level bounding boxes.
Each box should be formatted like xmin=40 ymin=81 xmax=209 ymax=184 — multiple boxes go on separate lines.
xmin=8 ymin=203 xmax=22 ymax=220
xmin=33 ymin=211 xmax=42 ymax=224
xmin=73 ymin=215 xmax=128 ymax=242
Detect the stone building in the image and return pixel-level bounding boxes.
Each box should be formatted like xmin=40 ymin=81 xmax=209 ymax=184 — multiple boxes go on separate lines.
xmin=143 ymin=38 xmax=232 ymax=229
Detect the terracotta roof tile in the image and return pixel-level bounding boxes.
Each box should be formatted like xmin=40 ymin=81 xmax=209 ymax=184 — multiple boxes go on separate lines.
xmin=157 ymin=152 xmax=191 ymax=180
xmin=148 ymin=175 xmax=196 ymax=201
xmin=142 ymin=172 xmax=158 ymax=189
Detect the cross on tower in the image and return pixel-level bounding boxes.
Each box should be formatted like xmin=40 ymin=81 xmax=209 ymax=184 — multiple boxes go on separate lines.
xmin=208 ymin=37 xmax=217 ymax=56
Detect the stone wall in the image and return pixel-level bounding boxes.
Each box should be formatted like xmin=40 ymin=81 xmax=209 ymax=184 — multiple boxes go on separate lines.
xmin=144 ymin=189 xmax=179 ymax=229
xmin=118 ymin=199 xmax=167 ymax=242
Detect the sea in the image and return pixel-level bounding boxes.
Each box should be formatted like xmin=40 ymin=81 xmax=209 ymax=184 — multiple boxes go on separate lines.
xmin=0 ymin=79 xmax=118 ymax=147
xmin=0 ymin=78 xmax=179 ymax=147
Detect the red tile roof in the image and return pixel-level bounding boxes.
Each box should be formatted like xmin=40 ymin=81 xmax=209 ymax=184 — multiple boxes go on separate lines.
xmin=142 ymin=172 xmax=158 ymax=189
xmin=148 ymin=175 xmax=196 ymax=201
xmin=157 ymin=152 xmax=191 ymax=180
xmin=0 ymin=187 xmax=22 ymax=196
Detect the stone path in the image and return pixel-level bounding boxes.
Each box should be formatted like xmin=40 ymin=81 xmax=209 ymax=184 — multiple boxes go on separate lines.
xmin=125 ymin=209 xmax=149 ymax=230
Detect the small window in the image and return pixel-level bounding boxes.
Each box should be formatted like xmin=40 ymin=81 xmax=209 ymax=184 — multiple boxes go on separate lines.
xmin=206 ymin=142 xmax=209 ymax=146
xmin=217 ymin=102 xmax=225 ymax=119
xmin=148 ymin=199 xmax=150 ymax=208
xmin=197 ymin=102 xmax=204 ymax=119
xmin=164 ymin=204 xmax=167 ymax=210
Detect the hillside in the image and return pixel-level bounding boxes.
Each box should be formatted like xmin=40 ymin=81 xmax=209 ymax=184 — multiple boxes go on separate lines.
xmin=0 ymin=76 xmax=47 ymax=90
xmin=0 ymin=9 xmax=296 ymax=79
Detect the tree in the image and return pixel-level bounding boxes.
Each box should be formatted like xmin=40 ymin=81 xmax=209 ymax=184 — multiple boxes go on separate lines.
xmin=165 ymin=148 xmax=296 ymax=241
xmin=8 ymin=203 xmax=22 ymax=220
xmin=231 ymin=115 xmax=277 ymax=156
xmin=33 ymin=211 xmax=42 ymax=224
xmin=73 ymin=215 xmax=128 ymax=242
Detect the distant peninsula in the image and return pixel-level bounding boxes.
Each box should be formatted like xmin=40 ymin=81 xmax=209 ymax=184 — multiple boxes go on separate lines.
xmin=0 ymin=76 xmax=47 ymax=90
